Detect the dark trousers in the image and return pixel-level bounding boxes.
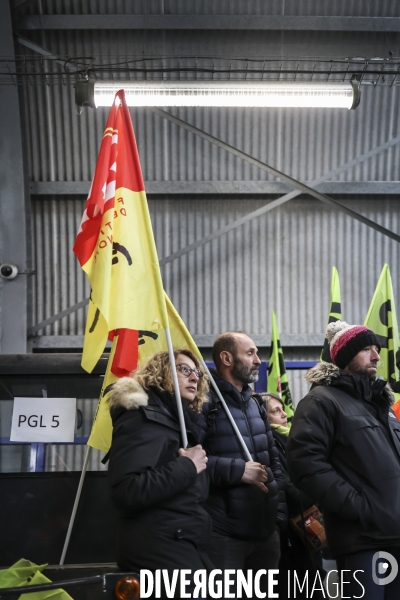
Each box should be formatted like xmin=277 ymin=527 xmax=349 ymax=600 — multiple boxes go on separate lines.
xmin=206 ymin=529 xmax=280 ymax=599
xmin=337 ymin=547 xmax=400 ymax=600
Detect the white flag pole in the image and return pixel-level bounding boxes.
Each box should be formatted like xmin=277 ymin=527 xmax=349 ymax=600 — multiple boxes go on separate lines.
xmin=202 ymin=361 xmax=252 ymax=462
xmin=60 ymin=445 xmax=92 ymax=565
xmin=165 ymin=327 xmax=188 ymax=448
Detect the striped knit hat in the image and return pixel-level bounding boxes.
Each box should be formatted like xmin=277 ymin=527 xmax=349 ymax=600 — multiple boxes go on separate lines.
xmin=325 ymin=320 xmax=381 ymax=369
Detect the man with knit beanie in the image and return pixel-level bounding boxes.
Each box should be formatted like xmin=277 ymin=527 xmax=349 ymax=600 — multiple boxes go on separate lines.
xmin=287 ymin=320 xmax=400 ymax=599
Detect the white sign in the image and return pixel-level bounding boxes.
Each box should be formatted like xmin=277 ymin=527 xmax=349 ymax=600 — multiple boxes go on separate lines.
xmin=10 ymin=398 xmax=76 ymax=443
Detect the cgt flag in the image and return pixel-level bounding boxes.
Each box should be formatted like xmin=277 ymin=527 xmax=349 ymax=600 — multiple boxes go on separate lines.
xmin=73 ymin=90 xmax=168 ymax=375
xmin=87 ymin=292 xmax=202 ymax=453
xmin=321 ymin=266 xmax=342 ymax=362
xmin=138 ymin=293 xmax=202 ymax=365
xmin=268 ymin=311 xmax=294 ymax=425
xmin=364 ymin=264 xmax=400 ymax=394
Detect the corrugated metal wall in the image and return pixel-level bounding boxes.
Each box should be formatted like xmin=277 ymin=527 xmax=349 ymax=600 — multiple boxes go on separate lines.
xmin=31 ymin=1 xmax=400 ymax=17
xmin=31 ymin=195 xmax=400 ymax=337
xmin=24 ymin=85 xmax=400 ymax=184
xmin=45 ymin=398 xmax=107 ymax=472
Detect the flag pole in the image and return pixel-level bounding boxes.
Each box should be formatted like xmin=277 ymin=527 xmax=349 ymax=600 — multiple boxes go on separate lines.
xmin=60 ymin=445 xmax=92 ymax=565
xmin=202 ymin=361 xmax=252 ymax=462
xmin=165 ymin=328 xmax=188 ymax=448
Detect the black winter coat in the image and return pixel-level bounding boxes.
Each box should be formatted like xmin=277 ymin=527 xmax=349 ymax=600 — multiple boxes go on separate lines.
xmin=272 ymin=429 xmax=314 ymax=518
xmin=202 ymin=370 xmax=287 ymax=540
xmin=108 ymin=377 xmax=213 ymax=572
xmin=287 ymin=362 xmax=400 ymax=558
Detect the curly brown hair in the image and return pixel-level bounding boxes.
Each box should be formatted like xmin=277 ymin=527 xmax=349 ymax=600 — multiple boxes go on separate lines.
xmin=133 ymin=348 xmax=209 ymax=413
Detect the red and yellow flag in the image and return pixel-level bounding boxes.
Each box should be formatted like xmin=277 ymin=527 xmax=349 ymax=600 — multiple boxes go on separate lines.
xmin=73 ymin=91 xmax=168 ymax=375
xmin=88 ymin=291 xmax=202 ymax=452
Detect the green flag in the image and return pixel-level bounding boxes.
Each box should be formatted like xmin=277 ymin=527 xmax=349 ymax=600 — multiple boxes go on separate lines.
xmin=321 ymin=267 xmax=342 ymax=362
xmin=267 ymin=311 xmax=294 ymax=424
xmin=364 ymin=264 xmax=399 ymax=391
xmin=0 ymin=559 xmax=73 ymax=600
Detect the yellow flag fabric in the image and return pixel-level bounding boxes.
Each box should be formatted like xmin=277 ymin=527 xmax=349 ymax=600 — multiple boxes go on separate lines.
xmin=364 ymin=264 xmax=400 ymax=395
xmin=0 ymin=560 xmax=73 ymax=600
xmin=321 ymin=266 xmax=342 ymax=362
xmin=137 ymin=293 xmax=202 ymax=366
xmin=267 ymin=311 xmax=295 ymax=424
xmin=87 ymin=292 xmax=202 ymax=453
xmin=81 ymin=186 xmax=169 ymax=372
xmin=18 ymin=570 xmax=74 ymax=600
xmin=87 ymin=334 xmax=119 ymax=452
xmin=74 ymin=92 xmax=168 ymax=373
xmin=0 ymin=560 xmax=47 ymax=589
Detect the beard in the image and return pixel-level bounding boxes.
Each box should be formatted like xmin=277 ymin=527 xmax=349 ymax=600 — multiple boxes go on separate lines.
xmin=346 ymin=358 xmax=378 ymax=380
xmin=231 ymin=357 xmax=259 ymax=384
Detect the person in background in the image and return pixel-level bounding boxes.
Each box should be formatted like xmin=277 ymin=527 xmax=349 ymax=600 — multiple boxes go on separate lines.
xmin=202 ymin=332 xmax=287 ymax=598
xmin=287 ymin=321 xmax=400 ymax=600
xmin=258 ymin=392 xmax=324 ymax=599
xmin=107 ymin=349 xmax=213 ymax=595
xmin=257 ymin=392 xmax=312 ymax=516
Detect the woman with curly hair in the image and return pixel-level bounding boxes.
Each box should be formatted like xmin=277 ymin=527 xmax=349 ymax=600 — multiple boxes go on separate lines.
xmin=107 ymin=348 xmax=213 ymax=584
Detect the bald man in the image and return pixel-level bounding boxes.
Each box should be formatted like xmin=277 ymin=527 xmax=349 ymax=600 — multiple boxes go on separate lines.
xmin=202 ymin=332 xmax=287 ymax=593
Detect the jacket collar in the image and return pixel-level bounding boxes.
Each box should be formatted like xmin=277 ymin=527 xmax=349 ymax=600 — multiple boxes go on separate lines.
xmin=306 ymin=361 xmax=394 ymax=406
xmin=210 ymin=368 xmax=253 ymax=405
xmin=109 ymin=378 xmax=205 ymax=444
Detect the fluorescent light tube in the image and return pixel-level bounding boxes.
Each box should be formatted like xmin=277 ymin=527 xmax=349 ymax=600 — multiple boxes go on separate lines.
xmin=76 ymin=80 xmax=361 ymax=109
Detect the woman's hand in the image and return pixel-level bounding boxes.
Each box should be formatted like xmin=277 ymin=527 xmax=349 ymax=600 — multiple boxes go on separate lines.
xmin=178 ymin=445 xmax=208 ymax=474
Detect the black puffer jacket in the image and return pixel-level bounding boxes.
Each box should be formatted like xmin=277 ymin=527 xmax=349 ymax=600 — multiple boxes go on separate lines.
xmin=202 ymin=370 xmax=287 ymax=540
xmin=108 ymin=378 xmax=212 ymax=572
xmin=287 ymin=362 xmax=400 ymax=558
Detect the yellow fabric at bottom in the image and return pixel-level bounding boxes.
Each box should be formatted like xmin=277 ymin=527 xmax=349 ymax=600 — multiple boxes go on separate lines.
xmin=0 ymin=559 xmax=74 ymax=600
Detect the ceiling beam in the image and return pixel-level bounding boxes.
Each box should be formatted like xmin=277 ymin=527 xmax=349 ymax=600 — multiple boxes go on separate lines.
xmin=30 ymin=181 xmax=400 ymax=196
xmin=19 ymin=15 xmax=400 ymax=32
xmin=31 ymin=334 xmax=325 ymax=349
xmin=15 ymin=35 xmax=77 ymax=70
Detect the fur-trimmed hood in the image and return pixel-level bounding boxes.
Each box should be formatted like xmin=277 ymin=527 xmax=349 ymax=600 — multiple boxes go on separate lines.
xmin=108 ymin=377 xmax=149 ymax=411
xmin=305 ymin=361 xmax=395 ymax=405
xmin=306 ymin=361 xmax=341 ymax=386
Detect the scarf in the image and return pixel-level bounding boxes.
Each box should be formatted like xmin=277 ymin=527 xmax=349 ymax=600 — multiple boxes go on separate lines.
xmin=270 ymin=422 xmax=290 ymax=437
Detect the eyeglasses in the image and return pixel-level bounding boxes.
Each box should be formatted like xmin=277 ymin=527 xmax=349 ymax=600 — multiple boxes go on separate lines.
xmin=176 ymin=363 xmax=204 ymax=379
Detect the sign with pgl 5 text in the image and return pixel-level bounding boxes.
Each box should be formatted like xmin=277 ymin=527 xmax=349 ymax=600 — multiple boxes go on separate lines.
xmin=10 ymin=398 xmax=76 ymax=443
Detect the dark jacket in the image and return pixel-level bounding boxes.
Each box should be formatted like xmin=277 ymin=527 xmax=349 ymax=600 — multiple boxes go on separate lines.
xmin=286 ymin=361 xmax=400 ymax=558
xmin=202 ymin=370 xmax=287 ymax=540
xmin=272 ymin=428 xmax=325 ymax=600
xmin=108 ymin=377 xmax=212 ymax=572
xmin=272 ymin=429 xmax=314 ymax=518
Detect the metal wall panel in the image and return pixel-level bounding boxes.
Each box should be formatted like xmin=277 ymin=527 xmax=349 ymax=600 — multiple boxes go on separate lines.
xmin=32 ymin=1 xmax=400 ymax=17
xmin=45 ymin=398 xmax=107 ymax=472
xmin=45 ymin=443 xmax=107 ymax=471
xmin=31 ymin=189 xmax=400 ymax=418
xmin=23 ymin=84 xmax=400 ymax=186
xmin=31 ymin=195 xmax=400 ymax=340
xmin=32 ymin=198 xmax=90 ymax=335
xmin=287 ymin=370 xmax=311 ymax=407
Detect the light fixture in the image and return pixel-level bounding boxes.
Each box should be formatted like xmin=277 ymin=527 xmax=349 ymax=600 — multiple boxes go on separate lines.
xmin=75 ymin=79 xmax=361 ymax=109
